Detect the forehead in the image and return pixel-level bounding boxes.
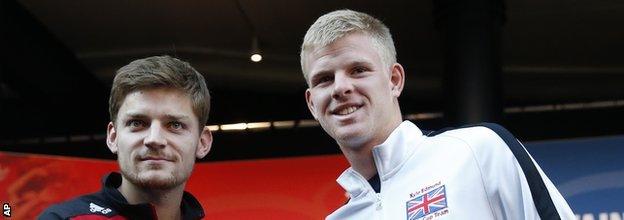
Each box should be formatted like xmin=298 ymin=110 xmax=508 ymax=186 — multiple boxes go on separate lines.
xmin=117 ymin=88 xmax=196 ymax=120
xmin=306 ymin=33 xmax=382 ymax=73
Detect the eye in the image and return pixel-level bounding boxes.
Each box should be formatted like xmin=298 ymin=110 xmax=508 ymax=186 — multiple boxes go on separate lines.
xmin=169 ymin=121 xmax=184 ymax=130
xmin=313 ymin=75 xmax=333 ymax=87
xmin=352 ymin=66 xmax=368 ymax=74
xmin=318 ymin=76 xmax=333 ymax=83
xmin=126 ymin=120 xmax=146 ymax=129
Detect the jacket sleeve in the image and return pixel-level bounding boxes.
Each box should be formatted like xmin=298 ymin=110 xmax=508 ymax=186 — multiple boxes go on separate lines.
xmin=473 ymin=123 xmax=575 ymax=219
xmin=37 ymin=207 xmax=64 ymax=220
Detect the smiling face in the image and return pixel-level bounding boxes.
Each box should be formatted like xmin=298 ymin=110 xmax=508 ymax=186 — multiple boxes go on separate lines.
xmin=304 ymin=32 xmax=405 ymax=150
xmin=106 ymin=88 xmax=212 ymax=190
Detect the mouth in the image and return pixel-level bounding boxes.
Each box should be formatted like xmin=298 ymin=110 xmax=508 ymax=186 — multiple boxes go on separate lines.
xmin=331 ymin=104 xmax=362 ymax=116
xmin=139 ymin=156 xmax=173 ymax=162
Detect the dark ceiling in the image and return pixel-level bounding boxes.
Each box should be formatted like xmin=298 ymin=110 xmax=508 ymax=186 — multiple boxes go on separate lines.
xmin=1 ymin=0 xmax=623 ymax=161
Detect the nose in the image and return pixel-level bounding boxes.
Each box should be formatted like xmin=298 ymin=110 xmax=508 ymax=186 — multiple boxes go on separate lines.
xmin=331 ymin=73 xmax=354 ymax=100
xmin=144 ymin=122 xmax=167 ymax=149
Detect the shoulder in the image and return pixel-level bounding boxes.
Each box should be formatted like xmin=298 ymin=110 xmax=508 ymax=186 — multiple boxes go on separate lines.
xmin=427 ymin=123 xmax=519 ymax=152
xmin=38 ymin=192 xmax=114 ymax=220
xmin=39 ymin=195 xmax=89 ymax=220
xmin=421 ymin=123 xmax=528 ymax=172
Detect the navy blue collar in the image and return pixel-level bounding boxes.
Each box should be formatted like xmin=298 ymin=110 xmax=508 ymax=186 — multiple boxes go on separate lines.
xmin=367 ymin=173 xmax=381 ymax=193
xmin=102 ymin=172 xmax=205 ymax=220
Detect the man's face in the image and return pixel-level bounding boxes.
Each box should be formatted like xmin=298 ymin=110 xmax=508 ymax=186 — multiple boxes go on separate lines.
xmin=304 ymin=32 xmax=404 ymax=149
xmin=106 ymin=88 xmax=211 ymax=190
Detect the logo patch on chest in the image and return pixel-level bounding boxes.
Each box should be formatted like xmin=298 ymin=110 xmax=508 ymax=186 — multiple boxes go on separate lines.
xmin=89 ymin=202 xmax=112 ymax=214
xmin=406 ymin=182 xmax=449 ymax=220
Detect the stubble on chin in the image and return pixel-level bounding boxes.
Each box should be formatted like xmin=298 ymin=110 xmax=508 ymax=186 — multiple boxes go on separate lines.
xmin=120 ymin=167 xmax=180 ymax=190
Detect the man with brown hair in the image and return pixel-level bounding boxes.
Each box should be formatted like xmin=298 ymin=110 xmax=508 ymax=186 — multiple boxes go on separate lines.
xmin=39 ymin=55 xmax=212 ymax=220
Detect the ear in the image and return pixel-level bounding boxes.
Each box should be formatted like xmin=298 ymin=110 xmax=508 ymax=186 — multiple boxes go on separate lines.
xmin=106 ymin=122 xmax=118 ymax=154
xmin=389 ymin=63 xmax=405 ymax=97
xmin=305 ymin=89 xmax=318 ymax=120
xmin=196 ymin=126 xmax=213 ymax=159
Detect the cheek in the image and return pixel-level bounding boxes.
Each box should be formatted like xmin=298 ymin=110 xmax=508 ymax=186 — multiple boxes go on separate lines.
xmin=312 ymin=96 xmax=322 ymax=112
xmin=117 ymin=149 xmax=133 ymax=169
xmin=368 ymin=82 xmax=392 ymax=101
xmin=313 ymin=91 xmax=330 ymax=112
xmin=118 ymin=133 xmax=142 ymax=147
xmin=115 ymin=135 xmax=140 ymax=161
xmin=120 ymin=146 xmax=134 ymax=159
xmin=175 ymin=138 xmax=200 ymax=159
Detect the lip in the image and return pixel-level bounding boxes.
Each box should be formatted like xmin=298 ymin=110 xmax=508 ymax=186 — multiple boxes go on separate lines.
xmin=330 ymin=103 xmax=363 ymax=116
xmin=139 ymin=156 xmax=173 ymax=162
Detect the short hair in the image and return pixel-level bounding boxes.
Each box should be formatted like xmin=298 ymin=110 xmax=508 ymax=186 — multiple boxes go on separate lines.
xmin=300 ymin=9 xmax=397 ymax=81
xmin=109 ymin=55 xmax=211 ymax=128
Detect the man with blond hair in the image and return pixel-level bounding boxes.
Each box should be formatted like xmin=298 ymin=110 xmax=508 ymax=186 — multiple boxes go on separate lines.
xmin=301 ymin=9 xmax=574 ymax=219
xmin=39 ymin=56 xmax=212 ymax=219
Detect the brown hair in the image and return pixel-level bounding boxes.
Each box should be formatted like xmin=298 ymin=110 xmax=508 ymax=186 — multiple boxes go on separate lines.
xmin=109 ymin=55 xmax=211 ymax=128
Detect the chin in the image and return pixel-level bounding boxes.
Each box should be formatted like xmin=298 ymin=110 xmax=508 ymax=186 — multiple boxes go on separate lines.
xmin=334 ymin=128 xmax=370 ymax=149
xmin=123 ymin=169 xmax=181 ymax=190
xmin=337 ymin=119 xmax=367 ymax=134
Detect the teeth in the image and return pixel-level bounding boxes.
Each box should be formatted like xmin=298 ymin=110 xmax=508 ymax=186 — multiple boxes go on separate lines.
xmin=338 ymin=106 xmax=358 ymax=115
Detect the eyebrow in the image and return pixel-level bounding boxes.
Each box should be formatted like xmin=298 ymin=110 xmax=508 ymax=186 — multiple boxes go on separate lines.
xmin=163 ymin=114 xmax=191 ymax=121
xmin=349 ymin=60 xmax=374 ymax=68
xmin=123 ymin=113 xmax=148 ymax=120
xmin=122 ymin=112 xmax=191 ymax=121
xmin=310 ymin=60 xmax=374 ymax=77
xmin=310 ymin=70 xmax=333 ymax=81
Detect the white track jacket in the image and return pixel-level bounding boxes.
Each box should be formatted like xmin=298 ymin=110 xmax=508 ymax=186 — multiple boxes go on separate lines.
xmin=327 ymin=121 xmax=575 ymax=220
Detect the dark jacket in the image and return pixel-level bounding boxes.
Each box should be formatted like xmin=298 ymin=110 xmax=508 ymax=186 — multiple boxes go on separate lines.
xmin=38 ymin=172 xmax=204 ymax=220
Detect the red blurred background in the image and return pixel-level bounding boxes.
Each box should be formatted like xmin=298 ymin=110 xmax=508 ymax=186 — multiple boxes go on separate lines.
xmin=0 ymin=152 xmax=349 ymax=219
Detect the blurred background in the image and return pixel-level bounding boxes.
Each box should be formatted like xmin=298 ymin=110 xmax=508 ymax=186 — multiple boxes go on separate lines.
xmin=1 ymin=0 xmax=623 ymax=219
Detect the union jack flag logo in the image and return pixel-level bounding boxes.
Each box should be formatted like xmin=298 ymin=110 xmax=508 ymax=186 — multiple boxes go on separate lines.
xmin=406 ymin=185 xmax=448 ymax=220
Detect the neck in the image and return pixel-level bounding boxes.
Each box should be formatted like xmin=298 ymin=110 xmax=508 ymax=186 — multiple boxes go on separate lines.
xmin=339 ymin=117 xmax=403 ymax=180
xmin=342 ymin=147 xmax=377 ymax=179
xmin=119 ymin=178 xmax=185 ymax=220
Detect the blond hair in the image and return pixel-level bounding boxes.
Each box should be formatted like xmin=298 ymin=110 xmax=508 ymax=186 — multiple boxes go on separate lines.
xmin=300 ymin=9 xmax=396 ymax=80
